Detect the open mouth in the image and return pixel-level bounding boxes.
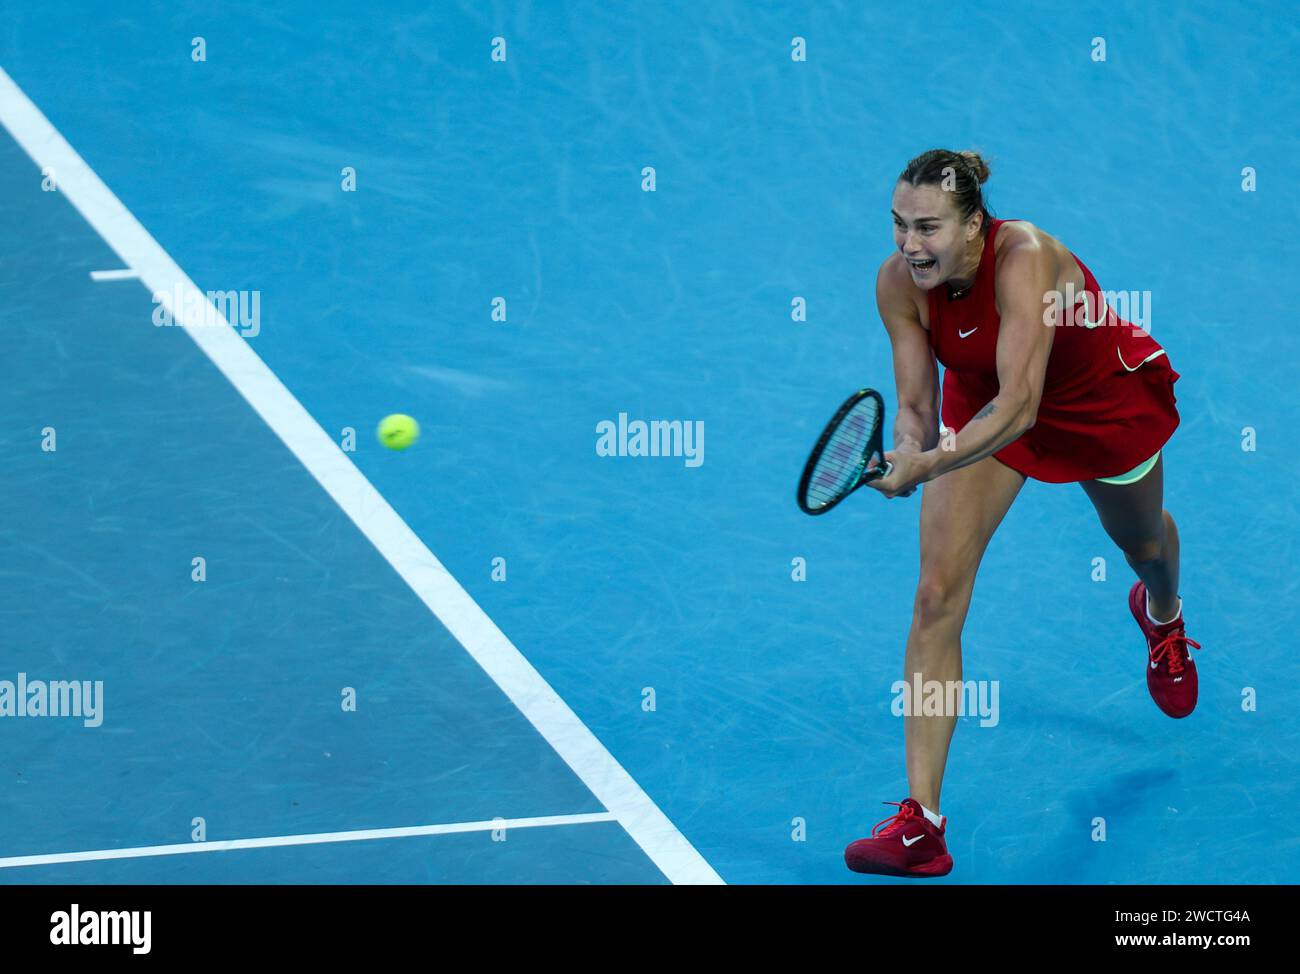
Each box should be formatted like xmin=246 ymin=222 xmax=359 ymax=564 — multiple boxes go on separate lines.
xmin=908 ymin=257 xmax=937 ymax=273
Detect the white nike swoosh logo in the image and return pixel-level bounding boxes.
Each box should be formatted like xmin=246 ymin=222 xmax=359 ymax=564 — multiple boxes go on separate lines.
xmin=958 ymin=327 xmax=978 ymax=338
xmin=901 ymin=834 xmax=924 ymax=847
xmin=1117 ymin=347 xmax=1167 ymax=372
xmin=1150 ymin=659 xmax=1159 ymax=670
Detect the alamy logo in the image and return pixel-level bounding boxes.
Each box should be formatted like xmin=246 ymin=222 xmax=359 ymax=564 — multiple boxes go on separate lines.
xmin=50 ymin=905 xmax=151 ymax=954
xmin=596 ymin=413 xmax=704 ymax=468
xmin=151 ymin=284 xmax=261 ymax=337
xmin=1041 ymin=282 xmax=1151 ymax=335
xmin=0 ymin=673 xmax=104 ymax=727
xmin=891 ymin=673 xmax=1000 ymax=727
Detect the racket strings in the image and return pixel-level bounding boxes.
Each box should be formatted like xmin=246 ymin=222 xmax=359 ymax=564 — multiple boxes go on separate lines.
xmin=805 ymin=400 xmax=880 ymax=509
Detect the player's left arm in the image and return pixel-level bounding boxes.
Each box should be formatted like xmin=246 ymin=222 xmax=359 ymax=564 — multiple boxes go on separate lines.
xmin=920 ymin=238 xmax=1057 ymax=480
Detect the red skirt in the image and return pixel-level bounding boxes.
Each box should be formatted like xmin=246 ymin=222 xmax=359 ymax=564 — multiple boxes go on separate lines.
xmin=940 ymin=337 xmax=1181 ymax=484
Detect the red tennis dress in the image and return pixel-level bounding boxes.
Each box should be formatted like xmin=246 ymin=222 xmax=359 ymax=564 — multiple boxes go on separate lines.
xmin=926 ymin=218 xmax=1181 ymax=483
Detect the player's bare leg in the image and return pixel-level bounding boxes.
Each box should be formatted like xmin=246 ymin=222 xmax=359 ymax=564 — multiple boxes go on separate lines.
xmin=1080 ymin=454 xmax=1179 ymax=620
xmin=905 ymin=453 xmax=1026 ymax=812
xmin=1081 ymin=453 xmax=1199 ymax=717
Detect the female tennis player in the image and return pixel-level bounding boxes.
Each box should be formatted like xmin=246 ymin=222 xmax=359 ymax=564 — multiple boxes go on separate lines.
xmin=843 ymin=149 xmax=1201 ymax=878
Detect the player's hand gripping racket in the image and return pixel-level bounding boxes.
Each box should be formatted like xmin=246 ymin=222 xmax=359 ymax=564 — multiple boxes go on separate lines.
xmin=796 ymin=388 xmax=893 ymax=515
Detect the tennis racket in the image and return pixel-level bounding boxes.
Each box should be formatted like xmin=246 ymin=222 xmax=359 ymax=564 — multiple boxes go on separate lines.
xmin=796 ymin=388 xmax=893 ymax=515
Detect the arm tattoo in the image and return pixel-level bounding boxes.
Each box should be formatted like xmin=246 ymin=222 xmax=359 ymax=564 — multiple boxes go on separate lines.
xmin=973 ymin=402 xmax=998 ymax=420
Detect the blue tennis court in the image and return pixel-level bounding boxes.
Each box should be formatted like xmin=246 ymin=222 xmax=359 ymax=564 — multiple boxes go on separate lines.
xmin=1 ymin=1 xmax=1296 ymax=884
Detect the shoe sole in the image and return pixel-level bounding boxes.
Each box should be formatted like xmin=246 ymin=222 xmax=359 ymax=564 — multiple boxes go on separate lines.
xmin=845 ymin=853 xmax=953 ymax=878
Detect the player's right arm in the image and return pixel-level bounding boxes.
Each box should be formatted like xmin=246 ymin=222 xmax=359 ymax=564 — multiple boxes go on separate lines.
xmin=876 ymin=254 xmax=941 ymax=454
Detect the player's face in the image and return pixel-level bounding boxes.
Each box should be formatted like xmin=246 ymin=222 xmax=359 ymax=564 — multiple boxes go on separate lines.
xmin=892 ymin=182 xmax=976 ymax=289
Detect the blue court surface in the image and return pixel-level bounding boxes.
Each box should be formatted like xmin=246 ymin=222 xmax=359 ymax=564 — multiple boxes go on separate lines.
xmin=1 ymin=2 xmax=1297 ymax=884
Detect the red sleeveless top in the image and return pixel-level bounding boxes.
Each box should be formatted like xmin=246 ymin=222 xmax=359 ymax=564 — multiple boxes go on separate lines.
xmin=925 ymin=218 xmax=1181 ymax=483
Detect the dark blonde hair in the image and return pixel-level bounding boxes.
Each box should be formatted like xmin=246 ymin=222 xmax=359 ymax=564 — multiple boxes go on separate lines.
xmin=898 ymin=149 xmax=993 ymax=235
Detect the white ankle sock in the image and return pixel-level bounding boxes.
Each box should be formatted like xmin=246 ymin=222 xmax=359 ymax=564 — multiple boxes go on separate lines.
xmin=1146 ymin=593 xmax=1182 ymax=626
xmin=919 ymin=802 xmax=943 ymax=827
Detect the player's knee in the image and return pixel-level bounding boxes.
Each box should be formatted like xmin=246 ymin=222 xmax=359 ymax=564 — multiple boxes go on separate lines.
xmin=913 ymin=573 xmax=969 ymax=628
xmin=1121 ymin=536 xmax=1163 ymax=564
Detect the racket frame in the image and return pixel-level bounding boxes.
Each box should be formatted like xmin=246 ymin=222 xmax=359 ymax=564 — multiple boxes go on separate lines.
xmin=796 ymin=388 xmax=893 ymax=516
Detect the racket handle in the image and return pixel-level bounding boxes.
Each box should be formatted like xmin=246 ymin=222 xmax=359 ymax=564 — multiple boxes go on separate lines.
xmin=865 ymin=459 xmax=893 ymax=482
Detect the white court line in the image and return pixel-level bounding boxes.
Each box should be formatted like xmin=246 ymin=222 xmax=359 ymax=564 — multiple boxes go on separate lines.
xmin=0 ymin=66 xmax=724 ymax=886
xmin=89 ymin=267 xmax=137 ymax=281
xmin=0 ymin=813 xmax=618 ymax=870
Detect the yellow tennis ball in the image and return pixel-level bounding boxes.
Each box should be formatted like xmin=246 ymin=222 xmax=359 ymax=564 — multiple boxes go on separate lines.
xmin=377 ymin=414 xmax=420 ymax=451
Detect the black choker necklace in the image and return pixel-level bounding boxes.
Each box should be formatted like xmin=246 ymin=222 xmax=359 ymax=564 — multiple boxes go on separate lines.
xmin=947 ymin=280 xmax=973 ymax=300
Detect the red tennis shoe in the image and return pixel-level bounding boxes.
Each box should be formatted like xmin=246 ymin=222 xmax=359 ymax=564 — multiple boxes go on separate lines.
xmin=1130 ymin=581 xmax=1201 ymax=718
xmin=844 ymin=799 xmax=952 ymax=877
